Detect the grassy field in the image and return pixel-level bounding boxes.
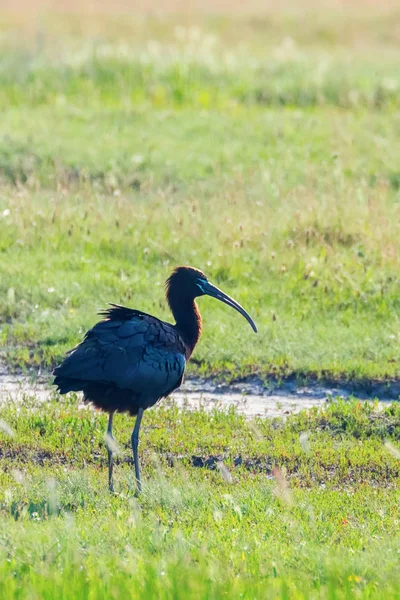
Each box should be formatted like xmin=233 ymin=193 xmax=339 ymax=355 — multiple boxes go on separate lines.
xmin=0 ymin=5 xmax=400 ymax=383
xmin=1 ymin=3 xmax=400 ymax=599
xmin=1 ymin=396 xmax=400 ymax=599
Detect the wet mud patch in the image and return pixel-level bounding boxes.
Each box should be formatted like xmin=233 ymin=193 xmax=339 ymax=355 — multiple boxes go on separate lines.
xmin=0 ymin=447 xmax=69 ymax=467
xmin=1 ymin=446 xmax=398 ymax=489
xmin=1 ymin=368 xmax=399 ymax=419
xmin=1 ymin=351 xmax=400 ymax=426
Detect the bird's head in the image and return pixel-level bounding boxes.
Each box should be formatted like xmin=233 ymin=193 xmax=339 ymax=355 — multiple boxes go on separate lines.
xmin=166 ymin=266 xmax=257 ymax=333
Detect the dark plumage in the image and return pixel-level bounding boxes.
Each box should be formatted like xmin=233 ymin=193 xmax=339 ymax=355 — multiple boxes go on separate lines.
xmin=53 ymin=266 xmax=257 ymax=493
xmin=54 ymin=306 xmax=186 ymax=416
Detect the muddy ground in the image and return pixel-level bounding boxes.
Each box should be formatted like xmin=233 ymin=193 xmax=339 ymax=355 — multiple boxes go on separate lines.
xmin=1 ymin=362 xmax=398 ymax=418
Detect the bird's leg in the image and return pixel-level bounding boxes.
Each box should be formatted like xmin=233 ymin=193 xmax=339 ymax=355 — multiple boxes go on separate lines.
xmin=106 ymin=412 xmax=115 ymax=492
xmin=131 ymin=408 xmax=144 ymax=494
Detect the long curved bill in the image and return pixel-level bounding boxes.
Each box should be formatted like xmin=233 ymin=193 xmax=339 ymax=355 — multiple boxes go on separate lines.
xmin=200 ymin=281 xmax=258 ymax=333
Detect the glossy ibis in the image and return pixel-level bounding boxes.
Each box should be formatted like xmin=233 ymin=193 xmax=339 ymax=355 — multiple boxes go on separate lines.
xmin=53 ymin=266 xmax=257 ymax=493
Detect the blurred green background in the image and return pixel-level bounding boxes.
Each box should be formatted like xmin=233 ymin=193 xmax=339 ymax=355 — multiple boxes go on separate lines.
xmin=1 ymin=0 xmax=400 ymax=385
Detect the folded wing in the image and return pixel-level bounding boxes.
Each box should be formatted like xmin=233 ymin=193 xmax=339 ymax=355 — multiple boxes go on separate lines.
xmin=53 ymin=307 xmax=186 ymax=402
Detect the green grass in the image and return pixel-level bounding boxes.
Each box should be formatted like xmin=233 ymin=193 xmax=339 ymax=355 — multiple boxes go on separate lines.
xmin=2 ymin=7 xmax=400 ymax=599
xmin=1 ymin=7 xmax=400 ymax=599
xmin=1 ymin=10 xmax=400 ymax=383
xmin=0 ymin=396 xmax=400 ymax=599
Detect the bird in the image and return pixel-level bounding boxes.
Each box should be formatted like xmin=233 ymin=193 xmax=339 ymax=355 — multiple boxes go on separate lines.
xmin=53 ymin=266 xmax=257 ymax=493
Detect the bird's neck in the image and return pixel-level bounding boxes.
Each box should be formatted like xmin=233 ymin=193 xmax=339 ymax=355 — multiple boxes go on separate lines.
xmin=168 ymin=295 xmax=202 ymax=358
